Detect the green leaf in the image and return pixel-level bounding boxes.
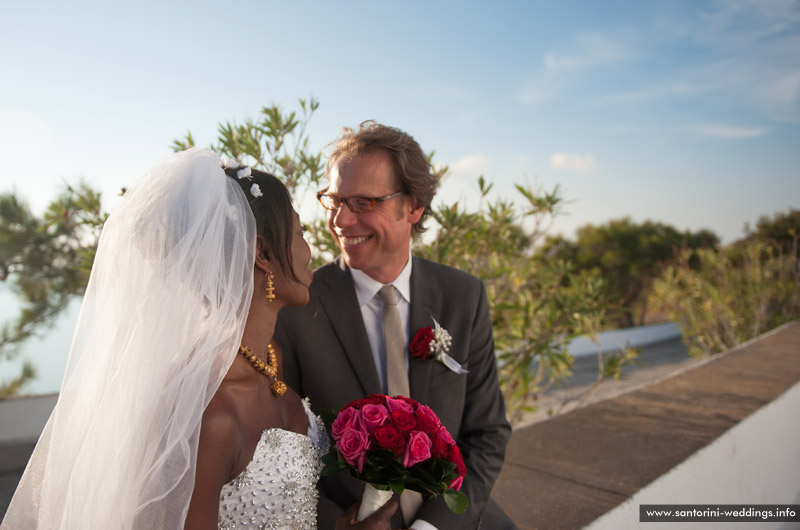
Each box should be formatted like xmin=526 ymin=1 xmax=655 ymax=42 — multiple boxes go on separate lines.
xmin=388 ymin=477 xmax=405 ymax=495
xmin=442 ymin=490 xmax=469 ymax=514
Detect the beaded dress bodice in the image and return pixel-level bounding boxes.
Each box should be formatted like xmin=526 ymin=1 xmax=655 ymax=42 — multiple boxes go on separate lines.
xmin=218 ymin=398 xmax=328 ymax=530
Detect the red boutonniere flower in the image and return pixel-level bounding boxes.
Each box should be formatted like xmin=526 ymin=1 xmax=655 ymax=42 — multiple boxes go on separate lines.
xmin=409 ymin=326 xmax=435 ymax=359
xmin=410 ymin=318 xmax=468 ymax=374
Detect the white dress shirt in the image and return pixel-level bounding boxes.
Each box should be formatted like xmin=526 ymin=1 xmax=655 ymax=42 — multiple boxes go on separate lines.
xmin=349 ymin=255 xmax=439 ymax=530
xmin=350 ymin=256 xmax=413 ymax=395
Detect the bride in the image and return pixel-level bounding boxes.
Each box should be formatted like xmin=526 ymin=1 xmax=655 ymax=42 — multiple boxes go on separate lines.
xmin=0 ymin=149 xmax=396 ymax=529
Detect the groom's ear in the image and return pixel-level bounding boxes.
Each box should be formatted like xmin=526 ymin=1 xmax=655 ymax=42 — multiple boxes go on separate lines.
xmin=254 ymin=235 xmax=272 ymax=273
xmin=407 ymin=203 xmax=424 ymax=225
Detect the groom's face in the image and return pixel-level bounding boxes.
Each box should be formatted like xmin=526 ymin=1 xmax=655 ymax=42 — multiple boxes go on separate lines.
xmin=326 ymin=150 xmax=422 ymax=284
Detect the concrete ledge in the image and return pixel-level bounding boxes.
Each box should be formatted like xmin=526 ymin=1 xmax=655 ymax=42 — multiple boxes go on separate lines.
xmin=0 ymin=393 xmax=57 ymax=444
xmin=493 ymin=322 xmax=800 ymax=529
xmin=586 ymin=379 xmax=800 ymax=529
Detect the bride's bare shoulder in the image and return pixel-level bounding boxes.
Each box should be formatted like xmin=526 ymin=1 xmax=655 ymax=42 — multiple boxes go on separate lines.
xmin=202 ymin=382 xmax=244 ymax=449
xmin=186 ymin=383 xmax=245 ymax=526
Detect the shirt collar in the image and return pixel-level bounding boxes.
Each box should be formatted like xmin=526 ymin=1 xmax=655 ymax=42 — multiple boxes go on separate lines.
xmin=350 ymin=251 xmax=413 ymax=308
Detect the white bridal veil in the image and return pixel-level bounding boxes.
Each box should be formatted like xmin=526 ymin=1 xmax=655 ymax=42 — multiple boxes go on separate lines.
xmin=1 ymin=149 xmax=256 ymax=529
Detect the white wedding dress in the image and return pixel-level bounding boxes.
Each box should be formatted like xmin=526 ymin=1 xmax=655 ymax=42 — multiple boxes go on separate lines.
xmin=218 ymin=398 xmax=328 ymax=529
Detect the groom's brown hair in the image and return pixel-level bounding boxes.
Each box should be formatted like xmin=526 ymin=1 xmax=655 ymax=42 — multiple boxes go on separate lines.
xmin=326 ymin=120 xmax=440 ymax=238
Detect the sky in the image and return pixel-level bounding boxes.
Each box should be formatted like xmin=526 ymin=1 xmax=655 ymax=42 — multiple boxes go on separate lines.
xmin=2 ymin=0 xmax=799 ymax=243
xmin=1 ymin=0 xmax=800 ymax=393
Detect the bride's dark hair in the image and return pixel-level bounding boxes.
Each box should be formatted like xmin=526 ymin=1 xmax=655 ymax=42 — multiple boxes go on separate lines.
xmin=224 ymin=166 xmax=300 ymax=282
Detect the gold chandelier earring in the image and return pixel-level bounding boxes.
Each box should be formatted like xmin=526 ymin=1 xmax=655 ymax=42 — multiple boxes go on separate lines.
xmin=265 ymin=270 xmax=276 ymax=302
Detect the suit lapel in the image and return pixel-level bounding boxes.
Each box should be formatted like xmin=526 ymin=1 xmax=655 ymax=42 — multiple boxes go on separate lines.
xmin=408 ymin=257 xmax=440 ymax=405
xmin=319 ymin=257 xmax=383 ymax=396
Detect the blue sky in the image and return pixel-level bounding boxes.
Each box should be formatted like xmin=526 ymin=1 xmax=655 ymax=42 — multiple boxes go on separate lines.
xmin=2 ymin=0 xmax=799 ymax=246
xmin=1 ymin=0 xmax=799 ymax=393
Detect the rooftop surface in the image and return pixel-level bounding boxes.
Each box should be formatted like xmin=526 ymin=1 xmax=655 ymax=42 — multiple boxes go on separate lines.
xmin=492 ymin=322 xmax=800 ymax=529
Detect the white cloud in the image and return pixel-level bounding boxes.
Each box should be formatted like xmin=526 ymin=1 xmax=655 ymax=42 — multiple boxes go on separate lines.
xmin=550 ymin=152 xmax=598 ymax=174
xmin=694 ymin=124 xmax=768 ymax=138
xmin=669 ymin=2 xmax=800 ymax=119
xmin=578 ymin=3 xmax=800 ymax=120
xmin=545 ymin=34 xmax=632 ymax=73
xmin=774 ymin=68 xmax=800 ymax=105
xmin=447 ymin=153 xmax=491 ymax=180
xmin=597 ymin=81 xmax=712 ymax=104
xmin=695 ymin=0 xmax=800 ymax=49
xmin=517 ymin=33 xmax=634 ymax=104
xmin=457 ymin=108 xmax=485 ymax=130
xmin=516 ymin=71 xmax=559 ymax=104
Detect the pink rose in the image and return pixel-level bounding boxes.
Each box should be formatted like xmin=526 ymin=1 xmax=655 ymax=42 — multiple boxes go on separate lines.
xmin=390 ymin=410 xmax=417 ymax=432
xmin=386 ymin=396 xmax=414 ymax=413
xmin=337 ymin=428 xmax=370 ymax=473
xmin=449 ymin=475 xmax=464 ymax=491
xmin=431 ymin=426 xmax=456 ymax=459
xmin=414 ymin=405 xmax=441 ymax=434
xmin=396 ymin=396 xmax=418 ymax=407
xmin=332 ymin=407 xmax=364 ymax=441
xmin=360 ymin=404 xmax=389 ymax=433
xmin=436 ymin=425 xmax=455 ymax=446
xmin=403 ymin=430 xmax=432 ymax=468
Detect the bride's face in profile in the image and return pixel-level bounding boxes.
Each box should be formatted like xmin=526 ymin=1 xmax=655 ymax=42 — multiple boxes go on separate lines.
xmin=273 ymin=209 xmax=313 ymax=307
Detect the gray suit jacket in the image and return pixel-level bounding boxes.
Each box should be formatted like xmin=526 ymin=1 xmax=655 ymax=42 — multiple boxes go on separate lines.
xmin=275 ymin=255 xmax=511 ymax=529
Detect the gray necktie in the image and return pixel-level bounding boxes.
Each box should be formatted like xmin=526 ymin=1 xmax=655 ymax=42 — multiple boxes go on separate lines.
xmin=378 ymin=285 xmax=423 ymax=525
xmin=379 ymin=285 xmax=409 ymax=397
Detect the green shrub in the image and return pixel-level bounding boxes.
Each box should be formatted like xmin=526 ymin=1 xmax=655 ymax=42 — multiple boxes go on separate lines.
xmin=650 ymin=241 xmax=800 ymax=357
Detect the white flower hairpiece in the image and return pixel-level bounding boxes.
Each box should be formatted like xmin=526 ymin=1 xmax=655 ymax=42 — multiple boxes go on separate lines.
xmin=226 ymin=203 xmax=239 ymax=221
xmin=219 ymin=156 xmax=240 ymax=169
xmin=219 ymin=157 xmax=261 ymax=199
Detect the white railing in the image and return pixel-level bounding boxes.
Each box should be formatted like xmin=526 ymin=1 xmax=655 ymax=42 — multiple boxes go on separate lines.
xmin=567 ymin=321 xmax=681 ymax=357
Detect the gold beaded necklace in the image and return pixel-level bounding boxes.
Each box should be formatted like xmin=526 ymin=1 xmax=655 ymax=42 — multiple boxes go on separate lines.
xmin=239 ymin=343 xmax=287 ymax=396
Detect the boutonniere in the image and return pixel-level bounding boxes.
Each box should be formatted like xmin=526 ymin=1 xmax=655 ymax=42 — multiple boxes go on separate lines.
xmin=409 ymin=318 xmax=468 ymax=374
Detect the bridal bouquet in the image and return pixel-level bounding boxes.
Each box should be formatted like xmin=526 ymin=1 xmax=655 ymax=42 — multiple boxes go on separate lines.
xmin=322 ymin=394 xmax=469 ymax=520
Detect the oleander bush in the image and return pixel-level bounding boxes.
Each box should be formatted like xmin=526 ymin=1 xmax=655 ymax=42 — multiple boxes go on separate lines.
xmin=415 ymin=179 xmax=637 ymax=423
xmin=650 ymin=239 xmax=800 ymax=357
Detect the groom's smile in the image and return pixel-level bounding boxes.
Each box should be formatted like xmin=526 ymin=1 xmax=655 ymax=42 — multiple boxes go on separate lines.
xmin=340 ymin=234 xmax=373 ymax=247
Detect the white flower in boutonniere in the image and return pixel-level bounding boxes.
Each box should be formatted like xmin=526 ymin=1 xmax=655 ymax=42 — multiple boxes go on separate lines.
xmin=409 ymin=318 xmax=468 ymax=374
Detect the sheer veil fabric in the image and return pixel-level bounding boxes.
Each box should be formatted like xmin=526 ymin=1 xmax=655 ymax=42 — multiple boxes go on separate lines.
xmin=1 ymin=149 xmax=256 ymax=529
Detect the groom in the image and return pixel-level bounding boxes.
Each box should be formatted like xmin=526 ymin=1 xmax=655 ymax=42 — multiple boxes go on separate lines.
xmin=276 ymin=121 xmax=515 ymax=530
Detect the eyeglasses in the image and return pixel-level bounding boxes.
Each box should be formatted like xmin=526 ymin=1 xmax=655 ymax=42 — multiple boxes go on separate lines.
xmin=316 ymin=188 xmax=405 ymax=214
